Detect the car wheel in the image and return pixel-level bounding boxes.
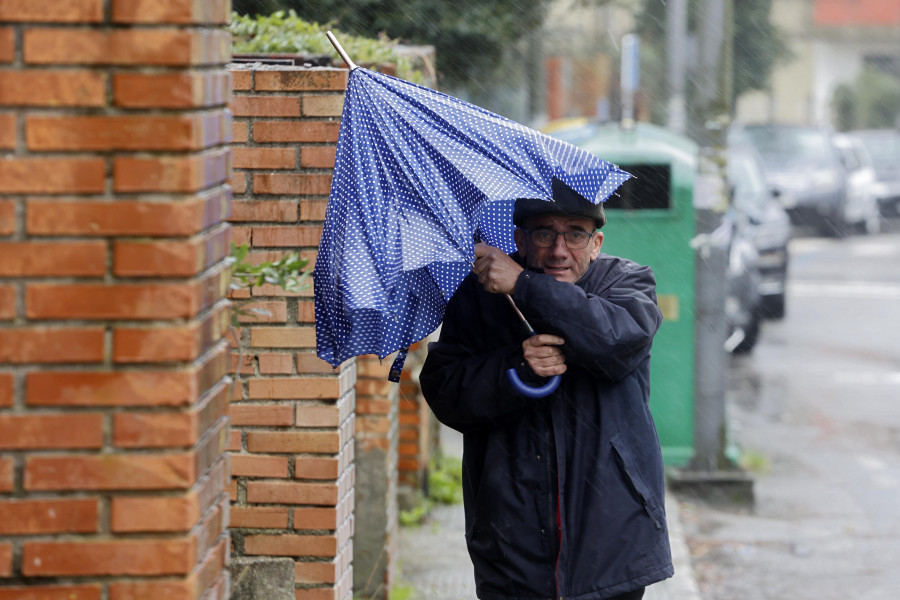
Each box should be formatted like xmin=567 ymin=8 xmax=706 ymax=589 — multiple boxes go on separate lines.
xmin=761 ymin=293 xmax=785 ymax=320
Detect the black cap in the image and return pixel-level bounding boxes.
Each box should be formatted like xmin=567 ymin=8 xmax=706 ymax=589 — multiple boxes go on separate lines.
xmin=513 ymin=177 xmax=606 ymax=229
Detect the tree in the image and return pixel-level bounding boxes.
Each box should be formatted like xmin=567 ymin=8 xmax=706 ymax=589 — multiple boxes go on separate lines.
xmin=831 ymin=68 xmax=900 ymax=131
xmin=232 ymin=0 xmax=550 ymax=87
xmin=635 ymin=0 xmax=789 ymax=122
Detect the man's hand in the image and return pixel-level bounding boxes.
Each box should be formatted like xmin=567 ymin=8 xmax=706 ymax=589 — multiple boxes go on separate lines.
xmin=522 ymin=334 xmax=567 ymax=378
xmin=473 ymin=242 xmax=524 ymax=294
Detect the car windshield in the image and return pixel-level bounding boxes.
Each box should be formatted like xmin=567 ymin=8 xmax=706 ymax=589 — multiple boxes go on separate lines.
xmin=742 ymin=127 xmax=831 ymax=167
xmin=728 ymin=151 xmax=768 ymax=213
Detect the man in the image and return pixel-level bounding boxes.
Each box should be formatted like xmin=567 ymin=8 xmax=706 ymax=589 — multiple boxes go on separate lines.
xmin=419 ymin=177 xmax=673 ymax=600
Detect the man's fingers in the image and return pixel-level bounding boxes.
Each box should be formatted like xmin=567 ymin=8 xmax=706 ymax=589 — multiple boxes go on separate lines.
xmin=524 ymin=334 xmax=565 ymax=347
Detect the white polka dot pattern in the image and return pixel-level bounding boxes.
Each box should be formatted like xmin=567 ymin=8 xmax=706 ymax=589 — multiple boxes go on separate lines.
xmin=314 ymin=67 xmax=631 ymax=372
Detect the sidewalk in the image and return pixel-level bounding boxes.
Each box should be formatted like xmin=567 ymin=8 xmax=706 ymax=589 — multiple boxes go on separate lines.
xmin=398 ymin=426 xmax=702 ymax=600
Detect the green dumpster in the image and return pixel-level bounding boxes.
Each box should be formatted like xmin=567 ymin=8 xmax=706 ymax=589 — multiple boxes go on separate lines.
xmin=547 ymin=120 xmax=697 ymax=466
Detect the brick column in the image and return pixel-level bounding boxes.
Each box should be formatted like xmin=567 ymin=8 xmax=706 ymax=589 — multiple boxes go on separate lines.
xmin=227 ymin=64 xmax=355 ymax=600
xmin=353 ymin=356 xmax=399 ymax=599
xmin=0 ymin=1 xmax=233 ymax=598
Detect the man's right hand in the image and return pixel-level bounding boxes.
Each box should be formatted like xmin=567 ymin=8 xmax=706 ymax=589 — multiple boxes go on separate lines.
xmin=522 ymin=334 xmax=567 ymax=378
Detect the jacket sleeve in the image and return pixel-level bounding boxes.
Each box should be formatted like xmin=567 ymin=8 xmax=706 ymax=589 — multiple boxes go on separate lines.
xmin=513 ymin=261 xmax=662 ymax=382
xmin=419 ymin=280 xmax=546 ymax=434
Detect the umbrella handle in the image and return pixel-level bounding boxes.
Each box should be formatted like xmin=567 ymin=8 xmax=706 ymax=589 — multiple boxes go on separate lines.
xmin=506 ymin=368 xmax=561 ymax=398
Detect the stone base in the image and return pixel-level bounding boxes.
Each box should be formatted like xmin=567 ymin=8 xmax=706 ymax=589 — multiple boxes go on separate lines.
xmin=228 ymin=557 xmax=295 ymax=600
xmin=667 ymin=467 xmax=755 ymax=507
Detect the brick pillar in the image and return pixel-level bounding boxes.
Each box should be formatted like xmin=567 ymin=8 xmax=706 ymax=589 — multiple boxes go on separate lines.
xmin=0 ymin=1 xmax=233 ymax=599
xmin=353 ymin=356 xmax=399 ymax=599
xmin=227 ymin=64 xmax=355 ymax=600
xmin=397 ymin=344 xmax=435 ymax=494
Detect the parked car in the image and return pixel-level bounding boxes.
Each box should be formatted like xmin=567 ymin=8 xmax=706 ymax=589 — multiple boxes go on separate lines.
xmin=723 ymin=211 xmax=763 ymax=354
xmin=732 ymin=123 xmax=847 ymax=236
xmin=847 ymin=128 xmax=900 ymax=217
xmin=727 ymin=143 xmax=791 ymax=320
xmin=832 ymin=133 xmax=881 ymax=235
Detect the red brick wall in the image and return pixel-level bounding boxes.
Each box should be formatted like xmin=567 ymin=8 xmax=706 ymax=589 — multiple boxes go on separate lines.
xmin=0 ymin=0 xmax=233 ymax=598
xmin=227 ymin=64 xmax=356 ymax=600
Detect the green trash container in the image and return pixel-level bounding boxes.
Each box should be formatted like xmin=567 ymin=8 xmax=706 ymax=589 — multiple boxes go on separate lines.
xmin=548 ymin=120 xmax=697 ymax=466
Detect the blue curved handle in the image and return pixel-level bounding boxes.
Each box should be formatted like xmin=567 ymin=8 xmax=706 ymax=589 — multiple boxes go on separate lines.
xmin=506 ymin=368 xmax=561 ymax=398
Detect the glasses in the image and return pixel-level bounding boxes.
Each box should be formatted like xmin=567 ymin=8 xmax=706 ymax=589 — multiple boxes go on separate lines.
xmin=523 ymin=228 xmax=594 ymax=249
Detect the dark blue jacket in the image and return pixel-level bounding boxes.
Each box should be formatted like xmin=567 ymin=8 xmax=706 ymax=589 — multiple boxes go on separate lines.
xmin=420 ymin=253 xmax=673 ymax=599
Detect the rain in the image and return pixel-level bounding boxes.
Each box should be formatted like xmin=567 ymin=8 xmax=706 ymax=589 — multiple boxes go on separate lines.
xmin=228 ymin=1 xmax=900 ymax=599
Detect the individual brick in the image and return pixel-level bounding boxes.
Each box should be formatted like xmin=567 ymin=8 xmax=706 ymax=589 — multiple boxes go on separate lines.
xmin=0 ymin=414 xmax=104 ymax=450
xmin=228 ymin=403 xmax=294 ymax=427
xmin=0 ymin=71 xmax=106 ymax=107
xmin=231 ymin=147 xmax=296 ymax=170
xmin=229 ymin=506 xmax=289 ymax=529
xmin=249 ymin=327 xmax=316 ymax=348
xmin=0 ymin=115 xmax=15 ymax=150
xmin=252 ymin=174 xmax=331 ymax=196
xmin=22 ymin=538 xmax=197 ymax=576
xmin=26 ymin=282 xmax=205 ymax=320
xmin=26 ymin=113 xmax=230 ymax=151
xmin=0 ymin=499 xmax=99 ymax=535
xmin=113 ymin=149 xmax=229 ymax=193
xmin=24 ymin=453 xmax=197 ymax=491
xmin=113 ymin=225 xmax=231 ymax=277
xmin=112 ymin=380 xmax=228 ymax=448
xmin=0 ymin=542 xmax=11 ymax=576
xmin=229 ymin=455 xmax=289 ymax=479
xmin=253 ymin=70 xmax=348 ymax=92
xmin=0 ymin=0 xmax=104 ymax=22
xmin=0 ymin=328 xmax=104 ymax=364
xmin=0 ymin=458 xmax=13 ymax=492
xmin=301 ymin=94 xmax=344 ymax=117
xmin=27 ymin=370 xmax=197 ymax=407
xmin=113 ymin=303 xmax=229 ymax=363
xmin=0 ymin=158 xmax=105 ymax=194
xmin=231 ymin=96 xmax=300 ymax=118
xmin=299 ymin=146 xmax=337 ymax=169
xmin=248 ymin=225 xmax=323 ymax=247
xmin=252 ymin=121 xmax=339 ymax=143
xmin=111 ymin=0 xmax=231 ymax=25
xmin=248 ymin=378 xmax=341 ymax=400
xmin=293 ymin=507 xmax=338 ymax=531
xmin=0 ymin=28 xmax=13 ymax=63
xmin=0 ymin=374 xmax=12 ymax=407
xmin=24 ymin=29 xmax=231 ymax=66
xmin=243 ymin=534 xmax=337 ymax=557
xmin=246 ymin=431 xmax=341 ymax=454
xmin=26 ymin=189 xmax=231 ymax=237
xmin=0 ymin=586 xmax=102 ymax=600
xmin=113 ymin=71 xmax=231 ymax=108
xmin=0 ymin=241 xmax=106 ymax=277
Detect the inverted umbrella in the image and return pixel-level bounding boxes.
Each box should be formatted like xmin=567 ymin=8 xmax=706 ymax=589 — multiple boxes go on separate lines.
xmin=314 ymin=33 xmax=632 ymax=384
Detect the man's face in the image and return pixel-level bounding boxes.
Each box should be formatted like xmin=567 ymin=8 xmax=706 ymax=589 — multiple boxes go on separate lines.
xmin=513 ymin=214 xmax=603 ymax=284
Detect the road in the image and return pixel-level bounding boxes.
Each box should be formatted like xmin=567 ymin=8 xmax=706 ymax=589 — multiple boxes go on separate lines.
xmin=677 ymin=223 xmax=900 ymax=600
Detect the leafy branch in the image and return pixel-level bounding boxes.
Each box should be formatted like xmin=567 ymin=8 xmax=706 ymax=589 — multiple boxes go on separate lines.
xmin=228 ymin=10 xmax=427 ymax=84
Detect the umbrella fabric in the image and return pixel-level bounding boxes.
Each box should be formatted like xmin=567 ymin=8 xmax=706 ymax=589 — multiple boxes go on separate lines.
xmin=314 ymin=67 xmax=631 ymax=380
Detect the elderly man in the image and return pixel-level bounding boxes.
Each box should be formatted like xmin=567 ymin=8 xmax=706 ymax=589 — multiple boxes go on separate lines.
xmin=420 ymin=177 xmax=673 ymax=600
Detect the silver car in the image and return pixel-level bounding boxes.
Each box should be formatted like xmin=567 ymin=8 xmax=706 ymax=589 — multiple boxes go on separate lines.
xmin=847 ymin=128 xmax=900 ymax=217
xmin=734 ymin=124 xmax=846 ymax=236
xmin=832 ymin=133 xmax=881 ymax=235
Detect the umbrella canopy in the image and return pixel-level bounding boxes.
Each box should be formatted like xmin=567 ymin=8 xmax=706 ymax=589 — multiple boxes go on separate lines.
xmin=314 ymin=66 xmax=631 ymax=380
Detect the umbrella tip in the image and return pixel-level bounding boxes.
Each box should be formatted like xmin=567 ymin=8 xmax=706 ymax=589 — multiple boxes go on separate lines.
xmin=325 ymin=31 xmax=359 ymax=71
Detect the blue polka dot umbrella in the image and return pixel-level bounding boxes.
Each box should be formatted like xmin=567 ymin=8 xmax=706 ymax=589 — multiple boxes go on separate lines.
xmin=314 ymin=34 xmax=631 ymax=381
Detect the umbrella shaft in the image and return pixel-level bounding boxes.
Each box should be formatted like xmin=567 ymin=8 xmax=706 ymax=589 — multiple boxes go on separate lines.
xmin=505 ymin=294 xmax=534 ymax=334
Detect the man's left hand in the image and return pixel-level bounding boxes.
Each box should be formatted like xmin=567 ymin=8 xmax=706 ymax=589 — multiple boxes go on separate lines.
xmin=473 ymin=243 xmax=524 ymax=294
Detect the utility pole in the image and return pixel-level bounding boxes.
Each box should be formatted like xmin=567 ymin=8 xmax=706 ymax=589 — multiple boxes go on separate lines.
xmin=669 ymin=0 xmax=752 ymax=504
xmin=666 ymin=0 xmax=688 ymax=134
